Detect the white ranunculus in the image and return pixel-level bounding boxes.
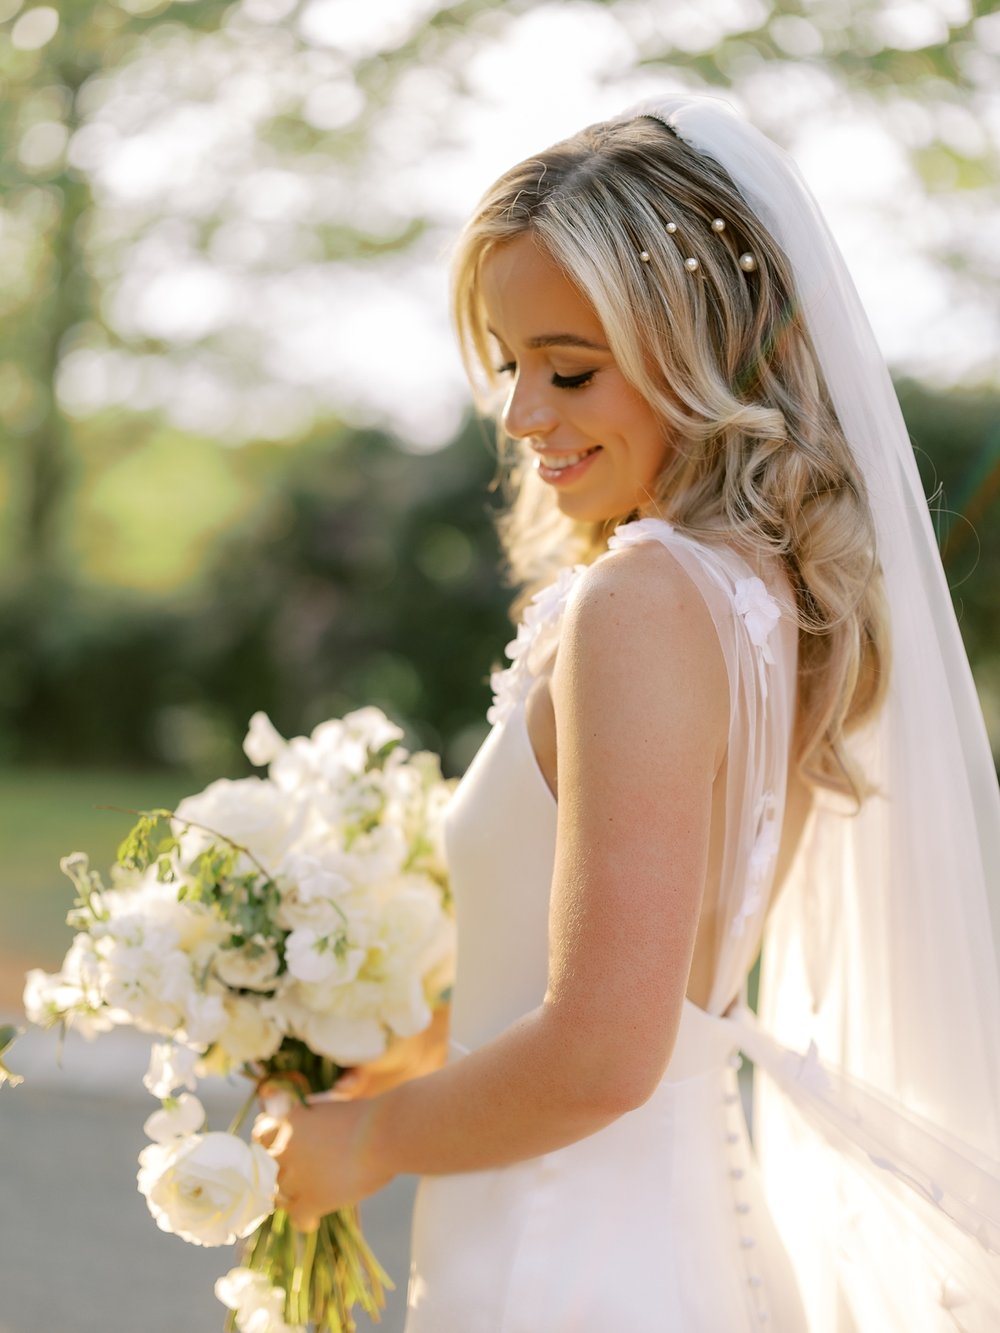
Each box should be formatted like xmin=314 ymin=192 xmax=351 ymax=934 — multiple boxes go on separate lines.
xmin=214 ymin=937 xmax=280 ymax=992
xmin=284 ymin=927 xmax=366 ymax=986
xmin=215 ymin=995 xmax=284 ymax=1066
xmin=143 ymin=1093 xmax=206 ymax=1144
xmin=137 ymin=1131 xmax=277 ymax=1246
xmin=144 ymin=1042 xmax=200 ymax=1098
xmin=243 ymin=711 xmax=287 ymax=768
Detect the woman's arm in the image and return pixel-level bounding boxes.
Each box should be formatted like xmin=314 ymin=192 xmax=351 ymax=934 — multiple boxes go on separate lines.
xmin=257 ymin=543 xmax=729 ymax=1216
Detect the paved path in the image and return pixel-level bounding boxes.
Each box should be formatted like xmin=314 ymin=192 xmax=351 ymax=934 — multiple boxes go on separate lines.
xmin=0 ymin=1021 xmax=416 ymax=1333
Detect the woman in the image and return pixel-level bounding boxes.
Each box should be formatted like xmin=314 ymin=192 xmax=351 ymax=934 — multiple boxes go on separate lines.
xmin=254 ymin=96 xmax=1000 ymax=1331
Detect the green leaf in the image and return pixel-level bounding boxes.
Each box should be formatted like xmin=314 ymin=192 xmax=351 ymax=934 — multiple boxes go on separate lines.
xmin=0 ymin=1025 xmax=25 ymax=1089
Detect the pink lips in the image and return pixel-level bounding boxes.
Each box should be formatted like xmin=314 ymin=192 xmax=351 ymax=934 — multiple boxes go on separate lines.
xmin=533 ymin=446 xmax=602 ymax=485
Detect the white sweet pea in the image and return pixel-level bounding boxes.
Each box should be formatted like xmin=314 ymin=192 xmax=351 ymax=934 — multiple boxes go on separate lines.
xmin=182 ymin=988 xmax=228 ymax=1047
xmin=21 ymin=967 xmax=112 ymax=1037
xmin=733 ymin=577 xmax=781 ymax=665
xmin=215 ymin=1268 xmax=302 ymax=1332
xmin=243 ymin=711 xmax=287 ymax=768
xmin=143 ymin=1093 xmax=206 ymax=1144
xmin=214 ymin=937 xmax=280 ymax=992
xmin=285 ymin=927 xmax=365 ymax=986
xmin=215 ymin=1267 xmax=274 ymax=1317
xmin=137 ymin=1131 xmax=277 ymax=1246
xmin=342 ymin=705 xmax=405 ymax=754
xmin=275 ymin=854 xmax=352 ymax=933
xmin=144 ymin=1042 xmax=199 ymax=1098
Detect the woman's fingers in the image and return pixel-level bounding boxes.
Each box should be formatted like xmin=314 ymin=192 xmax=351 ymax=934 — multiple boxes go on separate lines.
xmin=252 ymin=1113 xmax=284 ymax=1150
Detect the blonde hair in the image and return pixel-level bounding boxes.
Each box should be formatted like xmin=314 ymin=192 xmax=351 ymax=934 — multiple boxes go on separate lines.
xmin=452 ymin=115 xmax=890 ymax=803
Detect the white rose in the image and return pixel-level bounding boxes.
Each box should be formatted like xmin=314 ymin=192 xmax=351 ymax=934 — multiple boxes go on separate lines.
xmin=137 ymin=1131 xmax=277 ymax=1246
xmin=214 ymin=938 xmax=280 ymax=992
xmin=243 ymin=711 xmax=287 ymax=768
xmin=284 ymin=927 xmax=366 ymax=986
xmin=293 ymin=1008 xmax=386 ymax=1065
xmin=282 ymin=981 xmax=386 ymax=1064
xmin=144 ymin=1042 xmax=200 ymax=1098
xmin=144 ymin=1093 xmax=206 ymax=1144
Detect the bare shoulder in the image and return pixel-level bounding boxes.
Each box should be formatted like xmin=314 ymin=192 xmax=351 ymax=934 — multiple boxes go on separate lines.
xmin=552 ymin=539 xmax=730 ymax=772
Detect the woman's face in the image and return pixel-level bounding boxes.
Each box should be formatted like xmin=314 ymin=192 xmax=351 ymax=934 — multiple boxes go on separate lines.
xmin=479 ymin=233 xmax=671 ymax=524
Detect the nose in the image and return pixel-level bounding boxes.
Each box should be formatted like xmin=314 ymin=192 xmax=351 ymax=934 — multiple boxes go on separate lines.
xmin=501 ymin=373 xmax=558 ymax=442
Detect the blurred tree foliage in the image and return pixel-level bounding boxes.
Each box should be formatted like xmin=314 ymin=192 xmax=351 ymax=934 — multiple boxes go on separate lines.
xmin=1 ymin=0 xmax=998 ymax=774
xmin=0 ymin=416 xmax=512 ymax=776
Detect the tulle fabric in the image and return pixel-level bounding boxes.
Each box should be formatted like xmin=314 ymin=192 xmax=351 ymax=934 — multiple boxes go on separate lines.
xmin=615 ymin=95 xmax=1000 ymax=1330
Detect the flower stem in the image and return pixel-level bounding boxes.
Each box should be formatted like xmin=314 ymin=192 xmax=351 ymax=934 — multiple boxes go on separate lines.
xmin=227 ymin=1083 xmax=260 ymax=1136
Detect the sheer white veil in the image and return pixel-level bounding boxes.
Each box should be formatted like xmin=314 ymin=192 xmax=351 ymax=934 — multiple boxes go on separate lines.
xmin=615 ymin=95 xmax=1000 ymax=1330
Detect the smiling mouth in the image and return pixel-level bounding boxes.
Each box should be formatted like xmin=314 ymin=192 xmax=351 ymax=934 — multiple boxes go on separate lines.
xmin=535 ymin=446 xmax=602 ymax=472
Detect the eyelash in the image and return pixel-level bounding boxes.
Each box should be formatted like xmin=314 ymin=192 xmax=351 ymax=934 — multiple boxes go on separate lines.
xmin=496 ymin=362 xmax=596 ymax=390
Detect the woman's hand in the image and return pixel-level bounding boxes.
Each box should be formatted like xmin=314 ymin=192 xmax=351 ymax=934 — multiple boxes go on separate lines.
xmin=333 ymin=1002 xmax=451 ymax=1100
xmin=252 ymin=1093 xmax=393 ymax=1231
xmin=251 ymin=1003 xmax=450 ymax=1229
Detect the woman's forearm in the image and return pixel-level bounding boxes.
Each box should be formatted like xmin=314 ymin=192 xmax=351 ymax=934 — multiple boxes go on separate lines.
xmin=358 ymin=1006 xmax=635 ymax=1179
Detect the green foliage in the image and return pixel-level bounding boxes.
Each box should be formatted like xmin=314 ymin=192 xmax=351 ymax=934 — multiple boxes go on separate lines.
xmin=1 ymin=0 xmax=996 ymax=781
xmin=115 ymin=807 xmax=176 ymax=872
xmin=0 ymin=1023 xmax=24 ymax=1088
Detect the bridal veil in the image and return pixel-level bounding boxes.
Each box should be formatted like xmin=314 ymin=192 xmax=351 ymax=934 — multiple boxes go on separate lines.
xmin=614 ymin=95 xmax=1000 ymax=1331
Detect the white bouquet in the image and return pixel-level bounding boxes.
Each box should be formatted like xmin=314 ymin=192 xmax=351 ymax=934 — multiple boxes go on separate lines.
xmin=24 ymin=707 xmax=456 ymax=1332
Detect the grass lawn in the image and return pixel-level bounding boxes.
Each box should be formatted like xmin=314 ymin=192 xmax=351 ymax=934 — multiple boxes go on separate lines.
xmin=0 ymin=766 xmax=195 ymax=1008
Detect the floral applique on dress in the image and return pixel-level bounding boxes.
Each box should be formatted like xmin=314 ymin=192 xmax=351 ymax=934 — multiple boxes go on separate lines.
xmin=730 ymin=790 xmax=780 ymax=939
xmin=733 ymin=576 xmax=782 ymax=665
xmin=487 ymin=564 xmax=586 ymax=727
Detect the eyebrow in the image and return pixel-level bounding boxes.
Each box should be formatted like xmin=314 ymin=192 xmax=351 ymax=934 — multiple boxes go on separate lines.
xmin=487 ymin=327 xmax=609 ymax=353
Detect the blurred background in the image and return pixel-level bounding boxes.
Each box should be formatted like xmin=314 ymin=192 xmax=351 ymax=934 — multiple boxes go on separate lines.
xmin=1 ymin=0 xmax=998 ymax=1329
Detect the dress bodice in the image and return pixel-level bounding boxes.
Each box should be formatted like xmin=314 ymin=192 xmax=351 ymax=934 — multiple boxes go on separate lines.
xmin=443 ymin=516 xmax=799 ymax=1056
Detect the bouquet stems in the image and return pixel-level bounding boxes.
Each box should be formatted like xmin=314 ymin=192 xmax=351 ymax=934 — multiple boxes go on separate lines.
xmin=241 ymin=1205 xmax=393 ymax=1332
xmin=233 ymin=1049 xmax=394 ymax=1331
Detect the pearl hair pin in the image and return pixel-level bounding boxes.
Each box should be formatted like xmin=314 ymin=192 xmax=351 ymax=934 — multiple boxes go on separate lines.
xmin=636 ymin=212 xmax=756 ymax=276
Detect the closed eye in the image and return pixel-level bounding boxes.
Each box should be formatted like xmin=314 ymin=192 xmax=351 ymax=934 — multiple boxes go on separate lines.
xmin=551 ymin=370 xmax=595 ymax=389
xmin=495 ymin=362 xmax=596 ymax=390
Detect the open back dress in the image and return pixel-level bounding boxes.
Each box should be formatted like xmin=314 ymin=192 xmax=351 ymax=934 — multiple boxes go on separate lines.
xmin=404 ymin=515 xmax=807 ymax=1331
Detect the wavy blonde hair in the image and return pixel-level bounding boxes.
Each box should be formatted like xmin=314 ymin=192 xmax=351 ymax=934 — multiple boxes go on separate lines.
xmin=452 ymin=115 xmax=890 ymax=803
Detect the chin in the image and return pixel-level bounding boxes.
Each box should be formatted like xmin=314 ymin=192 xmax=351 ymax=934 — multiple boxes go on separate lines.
xmin=553 ymin=492 xmax=633 ymax=526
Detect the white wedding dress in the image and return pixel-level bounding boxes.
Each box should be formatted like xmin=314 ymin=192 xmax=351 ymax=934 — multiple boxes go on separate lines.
xmin=404 ymin=517 xmax=809 ymax=1331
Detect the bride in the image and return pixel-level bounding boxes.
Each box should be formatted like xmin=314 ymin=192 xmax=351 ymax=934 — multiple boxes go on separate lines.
xmin=254 ymin=96 xmax=1000 ymax=1330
